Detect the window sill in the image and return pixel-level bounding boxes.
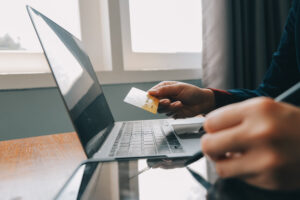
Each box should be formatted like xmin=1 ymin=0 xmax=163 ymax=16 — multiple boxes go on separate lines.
xmin=0 ymin=69 xmax=202 ymax=90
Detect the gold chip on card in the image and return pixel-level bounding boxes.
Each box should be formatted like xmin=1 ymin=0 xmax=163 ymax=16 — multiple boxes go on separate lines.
xmin=124 ymin=87 xmax=159 ymax=114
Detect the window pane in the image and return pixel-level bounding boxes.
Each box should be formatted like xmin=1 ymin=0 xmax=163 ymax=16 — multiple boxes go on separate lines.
xmin=129 ymin=0 xmax=202 ymax=53
xmin=0 ymin=0 xmax=80 ymax=51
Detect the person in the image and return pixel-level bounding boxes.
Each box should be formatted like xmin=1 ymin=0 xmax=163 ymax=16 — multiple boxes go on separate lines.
xmin=148 ymin=0 xmax=300 ymax=191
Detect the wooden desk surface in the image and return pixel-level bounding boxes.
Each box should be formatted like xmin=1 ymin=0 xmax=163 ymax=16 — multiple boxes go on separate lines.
xmin=0 ymin=132 xmax=86 ymax=200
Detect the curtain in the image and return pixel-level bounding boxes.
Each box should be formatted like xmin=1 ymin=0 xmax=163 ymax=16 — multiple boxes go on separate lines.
xmin=202 ymin=0 xmax=291 ymax=90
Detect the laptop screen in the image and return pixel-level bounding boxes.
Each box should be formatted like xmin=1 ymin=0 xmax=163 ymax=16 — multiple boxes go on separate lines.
xmin=27 ymin=7 xmax=115 ymax=157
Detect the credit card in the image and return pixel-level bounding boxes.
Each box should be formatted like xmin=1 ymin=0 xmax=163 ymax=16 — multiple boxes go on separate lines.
xmin=124 ymin=87 xmax=159 ymax=114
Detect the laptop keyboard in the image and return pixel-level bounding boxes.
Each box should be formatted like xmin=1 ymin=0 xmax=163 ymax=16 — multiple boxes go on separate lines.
xmin=109 ymin=121 xmax=184 ymax=157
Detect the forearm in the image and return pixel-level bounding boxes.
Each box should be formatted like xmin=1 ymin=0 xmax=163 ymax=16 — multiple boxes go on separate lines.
xmin=210 ymin=88 xmax=264 ymax=109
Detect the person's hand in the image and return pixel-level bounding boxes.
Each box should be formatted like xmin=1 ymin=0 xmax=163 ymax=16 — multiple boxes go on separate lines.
xmin=148 ymin=81 xmax=215 ymax=118
xmin=201 ymin=97 xmax=300 ymax=190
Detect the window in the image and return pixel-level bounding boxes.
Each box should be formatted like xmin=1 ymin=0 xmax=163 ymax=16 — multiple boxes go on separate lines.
xmin=89 ymin=0 xmax=203 ymax=85
xmin=120 ymin=0 xmax=202 ymax=71
xmin=129 ymin=0 xmax=202 ymax=53
xmin=0 ymin=0 xmax=203 ymax=89
xmin=0 ymin=0 xmax=81 ymax=74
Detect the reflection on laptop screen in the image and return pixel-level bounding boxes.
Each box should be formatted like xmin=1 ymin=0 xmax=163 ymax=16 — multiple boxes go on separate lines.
xmin=28 ymin=7 xmax=115 ymax=157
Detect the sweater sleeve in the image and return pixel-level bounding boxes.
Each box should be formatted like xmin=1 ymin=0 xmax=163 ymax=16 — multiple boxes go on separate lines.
xmin=208 ymin=88 xmax=237 ymax=109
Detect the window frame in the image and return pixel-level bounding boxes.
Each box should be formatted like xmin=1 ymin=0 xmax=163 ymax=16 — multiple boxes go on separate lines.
xmin=119 ymin=0 xmax=203 ymax=71
xmin=0 ymin=0 xmax=202 ymax=90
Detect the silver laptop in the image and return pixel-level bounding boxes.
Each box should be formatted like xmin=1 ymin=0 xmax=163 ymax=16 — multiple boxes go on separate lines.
xmin=27 ymin=6 xmax=200 ymax=161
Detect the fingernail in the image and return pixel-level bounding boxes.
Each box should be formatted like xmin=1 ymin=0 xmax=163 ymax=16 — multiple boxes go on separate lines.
xmin=149 ymin=90 xmax=158 ymax=95
xmin=148 ymin=90 xmax=157 ymax=93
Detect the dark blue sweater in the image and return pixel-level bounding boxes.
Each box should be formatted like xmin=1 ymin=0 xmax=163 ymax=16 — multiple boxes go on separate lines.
xmin=214 ymin=0 xmax=300 ymax=107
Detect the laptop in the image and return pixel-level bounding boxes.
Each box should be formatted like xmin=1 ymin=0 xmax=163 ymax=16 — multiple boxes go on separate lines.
xmin=27 ymin=6 xmax=200 ymax=161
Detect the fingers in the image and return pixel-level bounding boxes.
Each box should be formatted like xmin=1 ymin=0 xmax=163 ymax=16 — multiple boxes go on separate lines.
xmin=166 ymin=102 xmax=183 ymax=115
xmin=214 ymin=150 xmax=258 ymax=178
xmin=158 ymin=100 xmax=183 ymax=114
xmin=169 ymin=101 xmax=183 ymax=110
xmin=149 ymin=81 xmax=178 ymax=91
xmin=204 ymin=103 xmax=245 ymax=133
xmin=151 ymin=82 xmax=184 ymax=115
xmin=201 ymin=124 xmax=249 ymax=159
xmin=157 ymin=99 xmax=171 ymax=113
xmin=148 ymin=82 xmax=184 ymax=99
xmin=159 ymin=99 xmax=171 ymax=106
xmin=157 ymin=98 xmax=185 ymax=119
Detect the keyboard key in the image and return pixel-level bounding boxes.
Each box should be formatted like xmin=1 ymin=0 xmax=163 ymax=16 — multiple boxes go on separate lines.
xmin=171 ymin=148 xmax=184 ymax=153
xmin=158 ymin=149 xmax=170 ymax=154
xmin=116 ymin=151 xmax=128 ymax=156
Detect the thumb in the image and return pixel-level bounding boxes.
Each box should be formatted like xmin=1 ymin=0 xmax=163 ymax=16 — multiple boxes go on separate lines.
xmin=148 ymin=84 xmax=183 ymax=98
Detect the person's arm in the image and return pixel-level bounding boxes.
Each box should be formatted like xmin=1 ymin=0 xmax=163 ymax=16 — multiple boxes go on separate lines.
xmin=148 ymin=81 xmax=215 ymax=118
xmin=213 ymin=0 xmax=300 ymax=108
xmin=202 ymin=97 xmax=300 ymax=190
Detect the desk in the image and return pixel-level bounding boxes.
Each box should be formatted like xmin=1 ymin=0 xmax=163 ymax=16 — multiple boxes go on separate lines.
xmin=0 ymin=132 xmax=86 ymax=200
xmin=57 ymin=158 xmax=208 ymax=200
xmin=2 ymin=133 xmax=295 ymax=200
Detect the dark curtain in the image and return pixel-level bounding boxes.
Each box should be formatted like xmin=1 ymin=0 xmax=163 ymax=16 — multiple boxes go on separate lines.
xmin=229 ymin=0 xmax=291 ymax=89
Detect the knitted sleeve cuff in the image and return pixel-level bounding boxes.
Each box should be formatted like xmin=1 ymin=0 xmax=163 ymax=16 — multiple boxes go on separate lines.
xmin=208 ymin=88 xmax=235 ymax=109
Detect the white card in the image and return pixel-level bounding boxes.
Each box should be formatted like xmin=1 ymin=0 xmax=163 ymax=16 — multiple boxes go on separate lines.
xmin=124 ymin=87 xmax=159 ymax=114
